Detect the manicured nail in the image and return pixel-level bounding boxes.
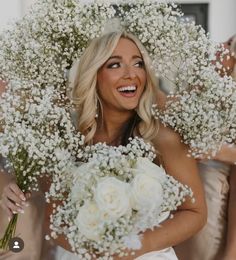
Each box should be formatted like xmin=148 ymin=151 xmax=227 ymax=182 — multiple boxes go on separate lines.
xmin=12 ymin=211 xmax=18 ymax=214
xmin=22 ymin=202 xmax=29 ymax=207
xmin=20 ymin=195 xmax=26 ymax=201
xmin=18 ymin=209 xmax=24 ymax=214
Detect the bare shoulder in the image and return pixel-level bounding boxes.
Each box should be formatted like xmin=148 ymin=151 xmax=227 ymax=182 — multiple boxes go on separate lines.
xmin=153 ymin=122 xmax=184 ymax=153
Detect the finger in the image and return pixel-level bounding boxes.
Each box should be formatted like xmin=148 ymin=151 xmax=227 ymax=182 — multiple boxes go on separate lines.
xmin=3 ymin=187 xmax=24 ymax=207
xmin=25 ymin=192 xmax=32 ymax=200
xmin=1 ymin=196 xmax=24 ymax=215
xmin=9 ymin=183 xmax=26 ymax=201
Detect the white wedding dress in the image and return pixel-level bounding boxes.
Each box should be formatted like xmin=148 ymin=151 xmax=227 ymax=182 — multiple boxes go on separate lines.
xmin=54 ymin=245 xmax=178 ymax=259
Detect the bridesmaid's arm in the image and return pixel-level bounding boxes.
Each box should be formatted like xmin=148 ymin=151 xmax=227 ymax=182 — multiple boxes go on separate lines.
xmin=223 ymin=165 xmax=236 ymax=260
xmin=213 ymin=144 xmax=236 ymax=164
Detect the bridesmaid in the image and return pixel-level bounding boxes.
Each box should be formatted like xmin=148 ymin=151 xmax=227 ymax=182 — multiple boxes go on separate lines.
xmin=175 ymin=34 xmax=236 ymax=260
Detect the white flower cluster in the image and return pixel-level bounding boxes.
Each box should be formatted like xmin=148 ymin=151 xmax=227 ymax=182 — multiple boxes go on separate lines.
xmin=0 ymin=81 xmax=84 ymax=192
xmin=0 ymin=0 xmax=116 ymax=90
xmin=0 ymin=0 xmax=235 ymax=158
xmin=152 ymin=74 xmax=236 ymax=157
xmin=49 ymin=139 xmax=193 ymax=259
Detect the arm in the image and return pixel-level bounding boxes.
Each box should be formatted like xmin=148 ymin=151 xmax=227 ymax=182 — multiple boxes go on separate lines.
xmin=151 ymin=124 xmax=207 ymax=248
xmin=115 ymin=124 xmax=207 ymax=259
xmin=223 ymin=165 xmax=236 ymax=260
xmin=212 ymin=144 xmax=236 ymax=164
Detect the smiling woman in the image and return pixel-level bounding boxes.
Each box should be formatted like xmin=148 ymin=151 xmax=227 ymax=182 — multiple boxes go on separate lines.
xmin=1 ymin=30 xmax=207 ymax=259
xmin=71 ymin=31 xmax=159 ymax=147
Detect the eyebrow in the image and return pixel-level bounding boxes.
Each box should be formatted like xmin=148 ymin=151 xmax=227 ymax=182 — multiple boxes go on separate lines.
xmin=107 ymin=55 xmax=143 ymax=61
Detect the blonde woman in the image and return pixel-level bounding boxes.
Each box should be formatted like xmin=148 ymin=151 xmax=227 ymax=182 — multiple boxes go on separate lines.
xmin=1 ymin=31 xmax=207 ymax=259
xmin=175 ymin=34 xmax=236 ymax=260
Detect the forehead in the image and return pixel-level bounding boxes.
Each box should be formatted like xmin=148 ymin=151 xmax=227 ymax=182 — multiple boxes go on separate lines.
xmin=112 ymin=37 xmax=142 ymax=57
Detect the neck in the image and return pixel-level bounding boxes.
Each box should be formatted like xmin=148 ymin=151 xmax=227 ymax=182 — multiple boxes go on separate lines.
xmin=95 ymin=109 xmax=135 ymax=145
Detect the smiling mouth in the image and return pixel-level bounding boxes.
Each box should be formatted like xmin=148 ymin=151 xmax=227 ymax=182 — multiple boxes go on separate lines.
xmin=117 ymin=85 xmax=137 ymax=95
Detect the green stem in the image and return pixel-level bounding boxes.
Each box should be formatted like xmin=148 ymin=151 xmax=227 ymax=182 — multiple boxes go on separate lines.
xmin=0 ymin=214 xmax=18 ymax=250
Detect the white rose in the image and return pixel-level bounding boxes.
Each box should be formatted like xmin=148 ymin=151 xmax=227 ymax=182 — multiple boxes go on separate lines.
xmin=76 ymin=201 xmax=104 ymax=241
xmin=130 ymin=158 xmax=165 ymax=211
xmin=94 ymin=177 xmax=131 ymax=220
xmin=71 ymin=162 xmax=94 ymax=202
xmin=135 ymin=157 xmax=166 ymax=182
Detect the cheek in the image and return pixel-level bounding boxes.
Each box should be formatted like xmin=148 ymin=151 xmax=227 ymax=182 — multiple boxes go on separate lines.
xmin=97 ymin=71 xmax=120 ymax=91
xmin=97 ymin=74 xmax=118 ymax=101
xmin=140 ymin=72 xmax=147 ymax=89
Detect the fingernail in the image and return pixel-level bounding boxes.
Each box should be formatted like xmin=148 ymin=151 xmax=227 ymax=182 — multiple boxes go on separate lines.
xmin=12 ymin=211 xmax=18 ymax=214
xmin=22 ymin=202 xmax=29 ymax=207
xmin=18 ymin=209 xmax=24 ymax=214
xmin=8 ymin=217 xmax=11 ymax=222
xmin=20 ymin=195 xmax=26 ymax=201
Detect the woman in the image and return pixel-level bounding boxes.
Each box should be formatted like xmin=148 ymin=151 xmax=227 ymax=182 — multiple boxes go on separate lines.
xmin=0 ymin=31 xmax=207 ymax=259
xmin=175 ymin=34 xmax=236 ymax=260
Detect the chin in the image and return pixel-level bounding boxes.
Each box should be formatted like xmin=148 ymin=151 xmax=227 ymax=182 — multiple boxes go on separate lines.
xmin=122 ymin=104 xmax=139 ymax=111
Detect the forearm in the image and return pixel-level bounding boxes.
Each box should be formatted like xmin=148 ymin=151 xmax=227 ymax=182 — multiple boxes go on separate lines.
xmin=214 ymin=144 xmax=236 ymax=164
xmin=224 ymin=166 xmax=236 ymax=258
xmin=45 ymin=204 xmax=71 ymax=252
xmin=116 ymin=205 xmax=206 ymax=260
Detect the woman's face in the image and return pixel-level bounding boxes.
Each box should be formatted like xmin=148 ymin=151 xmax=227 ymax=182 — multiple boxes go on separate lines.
xmin=97 ymin=37 xmax=146 ymax=112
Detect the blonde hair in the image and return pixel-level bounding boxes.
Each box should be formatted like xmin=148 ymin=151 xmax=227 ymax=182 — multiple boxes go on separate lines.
xmin=69 ymin=31 xmax=159 ymax=144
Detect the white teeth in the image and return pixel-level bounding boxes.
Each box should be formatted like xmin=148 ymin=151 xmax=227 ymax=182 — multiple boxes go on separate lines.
xmin=117 ymin=85 xmax=137 ymax=92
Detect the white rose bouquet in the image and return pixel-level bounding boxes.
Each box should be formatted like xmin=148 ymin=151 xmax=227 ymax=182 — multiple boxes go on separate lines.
xmin=49 ymin=138 xmax=193 ymax=259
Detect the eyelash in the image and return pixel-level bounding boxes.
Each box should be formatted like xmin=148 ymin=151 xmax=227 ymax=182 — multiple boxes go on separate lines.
xmin=107 ymin=61 xmax=144 ymax=69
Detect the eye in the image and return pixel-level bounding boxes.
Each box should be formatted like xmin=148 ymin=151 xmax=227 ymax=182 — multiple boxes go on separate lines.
xmin=107 ymin=62 xmax=120 ymax=69
xmin=134 ymin=60 xmax=145 ymax=68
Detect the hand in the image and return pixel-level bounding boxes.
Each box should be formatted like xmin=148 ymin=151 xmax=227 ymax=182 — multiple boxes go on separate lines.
xmin=0 ymin=181 xmax=31 ymax=219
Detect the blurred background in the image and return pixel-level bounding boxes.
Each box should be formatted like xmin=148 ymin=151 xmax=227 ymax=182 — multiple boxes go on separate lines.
xmin=0 ymin=0 xmax=235 ymax=42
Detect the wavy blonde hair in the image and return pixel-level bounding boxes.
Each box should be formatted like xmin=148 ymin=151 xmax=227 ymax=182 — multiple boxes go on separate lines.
xmin=69 ymin=31 xmax=159 ymax=144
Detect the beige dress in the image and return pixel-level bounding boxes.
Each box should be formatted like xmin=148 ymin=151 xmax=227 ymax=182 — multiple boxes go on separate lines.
xmin=175 ymin=160 xmax=230 ymax=260
xmin=0 ymin=160 xmax=57 ymax=260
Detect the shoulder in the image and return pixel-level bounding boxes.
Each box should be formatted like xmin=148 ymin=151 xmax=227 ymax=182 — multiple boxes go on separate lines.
xmin=153 ymin=122 xmax=184 ymax=152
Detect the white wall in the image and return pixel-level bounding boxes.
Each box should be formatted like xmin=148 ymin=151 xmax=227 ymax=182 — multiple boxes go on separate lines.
xmin=0 ymin=0 xmax=21 ymax=32
xmin=0 ymin=0 xmax=235 ymax=42
xmin=176 ymin=0 xmax=236 ymax=42
xmin=21 ymin=0 xmax=37 ymax=16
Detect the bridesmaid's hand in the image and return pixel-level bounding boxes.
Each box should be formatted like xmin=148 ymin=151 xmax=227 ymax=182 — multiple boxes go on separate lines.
xmin=0 ymin=181 xmax=31 ymax=219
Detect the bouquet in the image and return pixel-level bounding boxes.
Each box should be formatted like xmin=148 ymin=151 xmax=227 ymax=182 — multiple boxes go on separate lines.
xmin=48 ymin=138 xmax=193 ymax=259
xmin=0 ymin=81 xmax=84 ymax=249
xmin=152 ymin=74 xmax=236 ymax=157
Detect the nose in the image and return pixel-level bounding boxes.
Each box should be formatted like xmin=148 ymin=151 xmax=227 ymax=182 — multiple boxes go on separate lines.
xmin=123 ymin=65 xmax=136 ymax=79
